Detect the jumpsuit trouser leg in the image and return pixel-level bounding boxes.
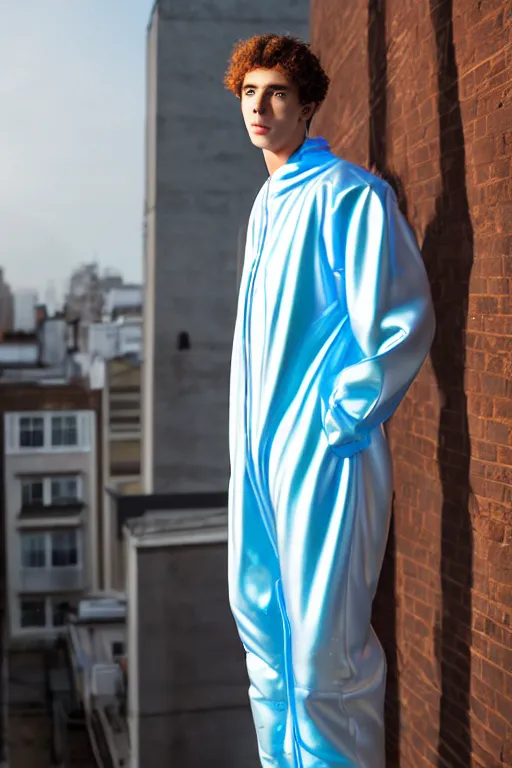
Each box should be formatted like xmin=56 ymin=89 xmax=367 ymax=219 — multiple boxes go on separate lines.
xmin=229 ymin=428 xmax=392 ymax=767
xmin=229 ymin=470 xmax=295 ymax=767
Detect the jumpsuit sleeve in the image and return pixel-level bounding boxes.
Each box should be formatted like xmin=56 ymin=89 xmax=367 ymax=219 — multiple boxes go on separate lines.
xmin=322 ymin=183 xmax=435 ymax=459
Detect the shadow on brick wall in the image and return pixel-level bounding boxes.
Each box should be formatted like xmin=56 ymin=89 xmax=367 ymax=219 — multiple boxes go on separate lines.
xmin=366 ymin=2 xmax=402 ymax=766
xmin=423 ymin=1 xmax=474 ymax=765
xmin=368 ymin=0 xmax=474 ymax=764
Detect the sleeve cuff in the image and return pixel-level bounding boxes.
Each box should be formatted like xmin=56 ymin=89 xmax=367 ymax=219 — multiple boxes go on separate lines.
xmin=328 ymin=432 xmax=371 ymax=459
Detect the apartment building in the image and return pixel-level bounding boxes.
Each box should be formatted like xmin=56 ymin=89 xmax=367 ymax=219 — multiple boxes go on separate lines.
xmin=2 ymin=382 xmax=101 ymax=641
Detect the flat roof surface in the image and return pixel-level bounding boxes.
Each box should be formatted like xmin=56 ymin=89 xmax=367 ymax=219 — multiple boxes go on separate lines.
xmin=125 ymin=507 xmax=228 ymax=541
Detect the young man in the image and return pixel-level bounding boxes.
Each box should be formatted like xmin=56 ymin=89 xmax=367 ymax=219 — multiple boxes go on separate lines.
xmin=225 ymin=34 xmax=435 ymax=768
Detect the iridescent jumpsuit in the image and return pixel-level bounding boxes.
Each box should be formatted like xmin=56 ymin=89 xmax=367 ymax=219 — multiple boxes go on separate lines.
xmin=228 ymin=138 xmax=435 ymax=767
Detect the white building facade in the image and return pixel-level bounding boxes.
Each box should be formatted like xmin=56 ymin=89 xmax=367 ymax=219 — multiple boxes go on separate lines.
xmin=4 ymin=408 xmax=99 ymax=640
xmin=13 ymin=289 xmax=38 ymax=332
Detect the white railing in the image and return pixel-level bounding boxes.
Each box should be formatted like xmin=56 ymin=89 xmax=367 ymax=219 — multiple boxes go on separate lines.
xmin=20 ymin=566 xmax=85 ymax=593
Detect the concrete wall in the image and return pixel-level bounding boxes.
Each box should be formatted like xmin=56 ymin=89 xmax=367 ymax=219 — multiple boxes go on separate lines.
xmin=143 ymin=0 xmax=309 ymax=493
xmin=135 ymin=542 xmax=259 ymax=767
xmin=311 ymin=2 xmax=512 ymax=765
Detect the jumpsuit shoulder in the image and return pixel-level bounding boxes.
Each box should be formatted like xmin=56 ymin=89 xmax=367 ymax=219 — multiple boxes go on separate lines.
xmin=318 ymin=156 xmax=397 ymax=207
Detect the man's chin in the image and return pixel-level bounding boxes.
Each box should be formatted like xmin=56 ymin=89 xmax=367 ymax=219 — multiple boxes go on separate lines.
xmin=248 ymin=132 xmax=273 ymax=149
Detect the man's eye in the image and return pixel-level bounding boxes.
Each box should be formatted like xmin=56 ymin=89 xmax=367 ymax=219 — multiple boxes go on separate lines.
xmin=274 ymin=92 xmax=286 ymax=98
xmin=245 ymin=89 xmax=255 ymax=96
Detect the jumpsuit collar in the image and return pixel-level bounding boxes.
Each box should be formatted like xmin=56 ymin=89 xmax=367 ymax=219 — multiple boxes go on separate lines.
xmin=268 ymin=137 xmax=334 ymax=198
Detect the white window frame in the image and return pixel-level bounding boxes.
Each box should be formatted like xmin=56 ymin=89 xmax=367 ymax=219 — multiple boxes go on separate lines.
xmin=51 ymin=414 xmax=78 ymax=448
xmin=20 ymin=476 xmax=83 ymax=510
xmin=20 ymin=529 xmax=82 ymax=570
xmin=20 ymin=532 xmax=46 ymax=568
xmin=50 ymin=529 xmax=81 ymax=568
xmin=19 ymin=598 xmax=47 ymax=630
xmin=4 ymin=411 xmax=92 ymax=454
xmin=19 ymin=597 xmax=73 ymax=632
xmin=18 ymin=415 xmax=45 ymax=449
xmin=49 ymin=475 xmax=82 ymax=505
xmin=21 ymin=478 xmax=45 ymax=507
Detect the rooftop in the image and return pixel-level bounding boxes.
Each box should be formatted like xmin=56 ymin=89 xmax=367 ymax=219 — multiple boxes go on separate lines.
xmin=126 ymin=506 xmax=228 ymax=546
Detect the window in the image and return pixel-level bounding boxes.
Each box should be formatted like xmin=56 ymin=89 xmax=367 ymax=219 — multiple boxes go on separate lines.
xmin=19 ymin=417 xmax=44 ymax=448
xmin=51 ymin=477 xmax=79 ymax=505
xmin=51 ymin=415 xmax=78 ymax=447
xmin=19 ymin=598 xmax=73 ymax=631
xmin=21 ymin=533 xmax=46 ymax=568
xmin=6 ymin=412 xmax=91 ymax=453
xmin=19 ymin=476 xmax=81 ymax=512
xmin=51 ymin=530 xmax=78 ymax=567
xmin=112 ymin=641 xmax=125 ymax=659
xmin=21 ymin=531 xmax=80 ymax=569
xmin=20 ymin=599 xmax=46 ymax=629
xmin=21 ymin=479 xmax=44 ymax=507
xmin=177 ymin=331 xmax=190 ymax=350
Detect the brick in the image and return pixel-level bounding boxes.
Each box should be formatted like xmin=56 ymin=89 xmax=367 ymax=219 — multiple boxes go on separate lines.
xmin=486 ymin=420 xmax=512 ymax=445
xmin=472 ymin=137 xmax=497 ymax=164
xmin=484 ymin=312 xmax=512 ymax=334
xmin=487 ymin=103 xmax=512 ymax=135
xmin=487 ymin=638 xmax=512 ymax=672
xmin=489 ymin=502 xmax=512 ymax=525
xmin=499 ymin=295 xmax=512 ymax=313
xmin=486 ymin=355 xmax=504 ymax=375
xmin=495 ymin=693 xmax=512 ymax=725
xmin=487 ymin=277 xmax=510 ymax=295
xmin=490 ymin=159 xmax=511 ymax=180
xmin=496 ymin=445 xmax=512 ymax=465
xmin=497 ymin=203 xmax=512 ymax=232
xmin=493 ymin=397 xmax=512 ymax=420
xmin=486 ymin=464 xmax=512 ymax=485
xmin=470 ymin=295 xmax=500 ymax=314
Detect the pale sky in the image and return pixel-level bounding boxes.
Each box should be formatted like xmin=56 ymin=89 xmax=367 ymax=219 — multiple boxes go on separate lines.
xmin=0 ymin=0 xmax=154 ymax=301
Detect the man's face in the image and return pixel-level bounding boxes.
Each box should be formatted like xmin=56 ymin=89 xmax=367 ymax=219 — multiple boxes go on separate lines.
xmin=240 ymin=68 xmax=313 ymax=155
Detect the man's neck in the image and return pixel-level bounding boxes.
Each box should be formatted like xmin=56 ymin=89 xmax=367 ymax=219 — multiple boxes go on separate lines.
xmin=263 ymin=136 xmax=307 ymax=176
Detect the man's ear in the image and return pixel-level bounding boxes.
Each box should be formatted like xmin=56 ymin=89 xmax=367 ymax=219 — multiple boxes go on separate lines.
xmin=301 ymin=103 xmax=317 ymax=122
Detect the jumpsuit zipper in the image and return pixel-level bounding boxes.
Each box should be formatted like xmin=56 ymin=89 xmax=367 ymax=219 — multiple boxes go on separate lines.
xmin=241 ymin=179 xmax=279 ymax=556
xmin=243 ymin=177 xmax=271 ymax=435
xmin=242 ymin=180 xmax=303 ymax=766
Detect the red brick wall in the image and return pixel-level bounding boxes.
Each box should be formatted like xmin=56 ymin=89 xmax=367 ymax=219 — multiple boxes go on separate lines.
xmin=311 ymin=2 xmax=512 ymax=766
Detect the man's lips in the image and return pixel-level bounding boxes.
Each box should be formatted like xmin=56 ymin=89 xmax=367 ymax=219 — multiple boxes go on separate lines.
xmin=251 ymin=124 xmax=270 ymax=134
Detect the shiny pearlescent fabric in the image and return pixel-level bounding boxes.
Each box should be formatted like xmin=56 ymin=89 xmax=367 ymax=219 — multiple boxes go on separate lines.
xmin=229 ymin=138 xmax=435 ymax=767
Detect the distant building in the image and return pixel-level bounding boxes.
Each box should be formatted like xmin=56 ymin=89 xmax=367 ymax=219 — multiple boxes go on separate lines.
xmin=67 ymin=596 xmax=128 ymax=766
xmin=65 ymin=265 xmax=139 ymax=330
xmin=100 ymin=270 xmax=124 ymax=296
xmin=65 ymin=264 xmax=104 ymax=326
xmin=86 ymin=320 xmax=142 ymax=362
xmin=13 ymin=289 xmax=38 ymax=332
xmin=0 ymin=268 xmax=14 ymax=332
xmin=103 ymin=284 xmax=142 ymax=322
xmin=67 ymin=273 xmax=143 ymax=377
xmin=101 ymin=357 xmax=142 ymax=591
xmin=44 ymin=281 xmax=59 ymax=317
xmin=2 ymin=383 xmax=101 ymax=641
xmin=0 ymin=315 xmax=102 ymax=641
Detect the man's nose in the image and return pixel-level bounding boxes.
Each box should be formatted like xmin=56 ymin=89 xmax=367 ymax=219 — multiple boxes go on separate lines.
xmin=253 ymin=93 xmax=267 ymax=113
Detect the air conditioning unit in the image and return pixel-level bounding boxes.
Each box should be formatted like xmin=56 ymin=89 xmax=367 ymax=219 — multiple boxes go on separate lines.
xmin=91 ymin=663 xmax=121 ymax=697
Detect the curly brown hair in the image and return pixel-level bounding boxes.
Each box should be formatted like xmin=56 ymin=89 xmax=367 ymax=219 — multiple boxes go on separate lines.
xmin=224 ymin=34 xmax=330 ymax=106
